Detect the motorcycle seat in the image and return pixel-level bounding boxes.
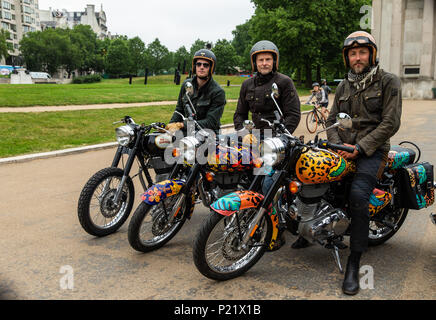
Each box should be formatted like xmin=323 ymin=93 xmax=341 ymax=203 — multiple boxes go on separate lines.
xmin=386 ymin=146 xmax=416 ymax=170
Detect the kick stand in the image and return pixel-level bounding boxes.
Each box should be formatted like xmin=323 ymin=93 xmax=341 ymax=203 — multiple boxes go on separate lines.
xmin=325 ymin=238 xmax=347 ymax=274
xmin=331 ymin=245 xmax=343 ymax=274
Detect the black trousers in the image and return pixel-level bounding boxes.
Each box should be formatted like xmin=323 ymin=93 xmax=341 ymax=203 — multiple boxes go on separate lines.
xmin=348 ymin=149 xmax=387 ymax=253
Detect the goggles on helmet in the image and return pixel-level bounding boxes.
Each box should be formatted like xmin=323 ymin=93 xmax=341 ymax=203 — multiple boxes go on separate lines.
xmin=343 ymin=36 xmax=376 ymax=48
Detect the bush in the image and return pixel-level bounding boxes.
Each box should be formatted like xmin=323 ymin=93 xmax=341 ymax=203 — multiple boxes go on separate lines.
xmin=72 ymin=74 xmax=102 ymax=84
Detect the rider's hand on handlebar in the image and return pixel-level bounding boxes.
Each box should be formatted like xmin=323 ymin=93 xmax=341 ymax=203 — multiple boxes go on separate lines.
xmin=166 ymin=122 xmax=184 ymax=132
xmin=337 ymin=143 xmax=359 ymax=160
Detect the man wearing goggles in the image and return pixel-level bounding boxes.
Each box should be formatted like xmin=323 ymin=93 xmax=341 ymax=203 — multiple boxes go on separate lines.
xmin=168 ymin=48 xmax=226 ymax=134
xmin=325 ymin=30 xmax=402 ymax=295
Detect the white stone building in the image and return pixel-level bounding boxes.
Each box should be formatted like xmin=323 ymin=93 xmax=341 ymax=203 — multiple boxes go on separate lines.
xmin=0 ymin=0 xmax=40 ymax=65
xmin=39 ymin=4 xmax=108 ymax=40
xmin=372 ymin=0 xmax=436 ymax=99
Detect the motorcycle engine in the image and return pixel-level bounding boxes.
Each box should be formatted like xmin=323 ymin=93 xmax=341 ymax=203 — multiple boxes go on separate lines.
xmin=292 ymin=197 xmax=349 ymax=243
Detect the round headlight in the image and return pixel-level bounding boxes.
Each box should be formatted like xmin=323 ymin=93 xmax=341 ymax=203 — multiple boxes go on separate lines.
xmin=260 ymin=137 xmax=286 ymax=167
xmin=116 ymin=125 xmax=135 ymax=146
xmin=180 ymin=136 xmax=200 ymax=163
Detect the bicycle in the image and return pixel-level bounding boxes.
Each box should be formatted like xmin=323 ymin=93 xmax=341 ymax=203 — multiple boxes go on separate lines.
xmin=305 ymin=101 xmax=330 ymax=134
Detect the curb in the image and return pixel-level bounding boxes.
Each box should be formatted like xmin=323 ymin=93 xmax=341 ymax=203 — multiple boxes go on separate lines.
xmin=0 ymin=113 xmax=312 ymax=166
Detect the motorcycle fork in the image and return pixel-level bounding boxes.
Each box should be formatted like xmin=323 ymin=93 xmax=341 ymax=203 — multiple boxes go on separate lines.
xmin=241 ymin=170 xmax=287 ymax=248
xmin=167 ymin=163 xmax=201 ymax=224
xmin=113 ymin=136 xmax=142 ymax=203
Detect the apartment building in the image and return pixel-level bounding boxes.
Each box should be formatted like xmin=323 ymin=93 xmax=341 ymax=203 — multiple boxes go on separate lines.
xmin=39 ymin=4 xmax=108 ymax=40
xmin=0 ymin=0 xmax=40 ymax=65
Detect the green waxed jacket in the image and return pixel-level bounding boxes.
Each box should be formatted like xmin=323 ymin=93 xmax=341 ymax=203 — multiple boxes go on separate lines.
xmin=326 ymin=67 xmax=402 ymax=157
xmin=170 ymin=76 xmax=226 ymax=134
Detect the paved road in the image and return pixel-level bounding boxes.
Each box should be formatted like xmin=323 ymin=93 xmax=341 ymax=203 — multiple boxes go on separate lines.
xmin=1 ymin=100 xmax=435 ymax=300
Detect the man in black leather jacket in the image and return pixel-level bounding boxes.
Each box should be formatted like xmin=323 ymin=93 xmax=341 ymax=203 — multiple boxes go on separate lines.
xmin=233 ymin=40 xmax=301 ymax=134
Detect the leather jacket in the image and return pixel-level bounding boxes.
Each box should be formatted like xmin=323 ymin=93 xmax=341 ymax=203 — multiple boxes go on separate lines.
xmin=233 ymin=72 xmax=301 ymax=133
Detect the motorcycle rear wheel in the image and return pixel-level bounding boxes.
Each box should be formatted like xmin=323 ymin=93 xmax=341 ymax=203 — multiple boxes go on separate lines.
xmin=193 ymin=209 xmax=272 ymax=281
xmin=368 ymin=207 xmax=409 ymax=246
xmin=128 ymin=194 xmax=187 ymax=252
xmin=78 ymin=167 xmax=134 ymax=237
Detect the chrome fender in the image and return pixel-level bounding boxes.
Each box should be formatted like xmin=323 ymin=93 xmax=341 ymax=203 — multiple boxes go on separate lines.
xmin=141 ymin=179 xmax=185 ymax=205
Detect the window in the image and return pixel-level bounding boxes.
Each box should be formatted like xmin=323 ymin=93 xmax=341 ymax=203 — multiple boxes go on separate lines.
xmin=3 ymin=10 xmax=11 ymax=19
xmin=1 ymin=21 xmax=9 ymax=29
xmin=22 ymin=5 xmax=31 ymax=14
xmin=3 ymin=1 xmax=11 ymax=10
xmin=23 ymin=14 xmax=32 ymax=24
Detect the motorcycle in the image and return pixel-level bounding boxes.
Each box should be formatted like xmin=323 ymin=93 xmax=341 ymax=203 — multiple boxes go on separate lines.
xmin=127 ymin=82 xmax=261 ymax=253
xmin=77 ymin=116 xmax=175 ymax=237
xmin=192 ymin=83 xmax=436 ymax=281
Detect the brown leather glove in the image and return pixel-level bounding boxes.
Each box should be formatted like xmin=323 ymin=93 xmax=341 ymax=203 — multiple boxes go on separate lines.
xmin=166 ymin=122 xmax=184 ymax=132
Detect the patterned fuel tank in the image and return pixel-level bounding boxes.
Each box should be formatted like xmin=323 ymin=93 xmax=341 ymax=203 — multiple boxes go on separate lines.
xmin=206 ymin=144 xmax=259 ymax=173
xmin=296 ymin=149 xmax=356 ymax=184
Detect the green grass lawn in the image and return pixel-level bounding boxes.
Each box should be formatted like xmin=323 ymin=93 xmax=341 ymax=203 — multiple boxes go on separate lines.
xmin=0 ymin=102 xmax=313 ymax=158
xmin=0 ymin=75 xmax=313 ymax=107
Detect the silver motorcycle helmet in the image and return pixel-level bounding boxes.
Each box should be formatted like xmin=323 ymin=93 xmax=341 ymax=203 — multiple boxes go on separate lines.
xmin=250 ymin=40 xmax=279 ymax=72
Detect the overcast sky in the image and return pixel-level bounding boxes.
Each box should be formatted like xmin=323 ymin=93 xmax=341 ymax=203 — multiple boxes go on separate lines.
xmin=38 ymin=0 xmax=256 ymax=51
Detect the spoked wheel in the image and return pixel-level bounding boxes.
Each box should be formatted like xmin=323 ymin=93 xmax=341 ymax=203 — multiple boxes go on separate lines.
xmin=78 ymin=167 xmax=134 ymax=237
xmin=193 ymin=208 xmax=272 ymax=281
xmin=368 ymin=207 xmax=409 ymax=246
xmin=128 ymin=193 xmax=187 ymax=252
xmin=306 ymin=110 xmax=319 ymax=134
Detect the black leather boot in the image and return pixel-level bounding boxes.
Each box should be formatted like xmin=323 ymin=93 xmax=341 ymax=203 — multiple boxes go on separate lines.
xmin=342 ymin=253 xmax=361 ymax=295
xmin=291 ymin=236 xmax=309 ymax=249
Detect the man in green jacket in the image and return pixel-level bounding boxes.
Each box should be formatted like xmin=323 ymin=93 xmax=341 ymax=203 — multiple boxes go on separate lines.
xmin=326 ymin=31 xmax=402 ymax=295
xmin=168 ymin=49 xmax=226 ymax=134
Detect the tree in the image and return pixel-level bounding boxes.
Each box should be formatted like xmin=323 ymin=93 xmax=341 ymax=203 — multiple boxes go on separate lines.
xmin=104 ymin=38 xmax=131 ymax=77
xmin=249 ymin=0 xmax=371 ymax=86
xmin=174 ymin=46 xmax=190 ymax=72
xmin=128 ymin=36 xmax=146 ymax=75
xmin=213 ymin=39 xmax=238 ymax=74
xmin=231 ymin=21 xmax=253 ymax=71
xmin=145 ymin=38 xmax=170 ymax=75
xmin=0 ymin=29 xmax=12 ymax=62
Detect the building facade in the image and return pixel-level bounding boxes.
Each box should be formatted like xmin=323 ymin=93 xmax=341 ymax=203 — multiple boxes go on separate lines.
xmin=39 ymin=4 xmax=108 ymax=40
xmin=0 ymin=0 xmax=40 ymax=65
xmin=372 ymin=0 xmax=436 ymax=99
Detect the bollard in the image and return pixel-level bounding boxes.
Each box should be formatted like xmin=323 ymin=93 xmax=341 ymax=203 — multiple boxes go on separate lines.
xmin=144 ymin=68 xmax=148 ymax=85
xmin=227 ymin=80 xmax=230 ymax=87
xmin=129 ymin=75 xmax=132 ymax=85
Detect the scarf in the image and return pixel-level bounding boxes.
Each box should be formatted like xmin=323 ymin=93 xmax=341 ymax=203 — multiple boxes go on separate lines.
xmin=347 ymin=65 xmax=379 ymax=90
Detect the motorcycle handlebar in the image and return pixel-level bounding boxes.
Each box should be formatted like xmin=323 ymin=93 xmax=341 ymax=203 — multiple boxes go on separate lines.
xmin=319 ymin=140 xmax=355 ymax=153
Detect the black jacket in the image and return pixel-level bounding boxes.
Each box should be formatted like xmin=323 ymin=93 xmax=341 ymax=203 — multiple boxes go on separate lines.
xmin=170 ymin=76 xmax=226 ymax=134
xmin=233 ymin=72 xmax=301 ymax=133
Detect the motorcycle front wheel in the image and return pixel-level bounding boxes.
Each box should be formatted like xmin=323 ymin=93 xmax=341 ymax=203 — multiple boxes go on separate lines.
xmin=368 ymin=207 xmax=409 ymax=246
xmin=193 ymin=208 xmax=272 ymax=281
xmin=128 ymin=193 xmax=187 ymax=252
xmin=78 ymin=167 xmax=134 ymax=237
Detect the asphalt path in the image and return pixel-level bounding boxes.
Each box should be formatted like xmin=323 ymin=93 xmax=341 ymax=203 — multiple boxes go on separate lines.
xmin=0 ymin=100 xmax=435 ymax=300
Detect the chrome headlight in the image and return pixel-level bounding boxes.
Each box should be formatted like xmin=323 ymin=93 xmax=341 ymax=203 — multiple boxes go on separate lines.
xmin=260 ymin=137 xmax=286 ymax=167
xmin=115 ymin=125 xmax=135 ymax=146
xmin=180 ymin=136 xmax=201 ymax=163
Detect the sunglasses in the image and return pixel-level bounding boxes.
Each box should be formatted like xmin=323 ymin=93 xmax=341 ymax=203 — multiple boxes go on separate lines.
xmin=343 ymin=36 xmax=375 ymax=47
xmin=196 ymin=62 xmax=210 ymax=68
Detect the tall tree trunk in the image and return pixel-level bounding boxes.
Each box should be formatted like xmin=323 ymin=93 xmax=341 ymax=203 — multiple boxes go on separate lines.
xmin=296 ymin=67 xmax=301 ymax=86
xmin=316 ymin=64 xmax=321 ymax=83
xmin=305 ymin=59 xmax=312 ymax=88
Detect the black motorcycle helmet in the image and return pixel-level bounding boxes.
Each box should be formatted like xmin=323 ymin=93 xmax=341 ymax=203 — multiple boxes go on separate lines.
xmin=250 ymin=40 xmax=279 ymax=73
xmin=192 ymin=49 xmax=217 ymax=76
